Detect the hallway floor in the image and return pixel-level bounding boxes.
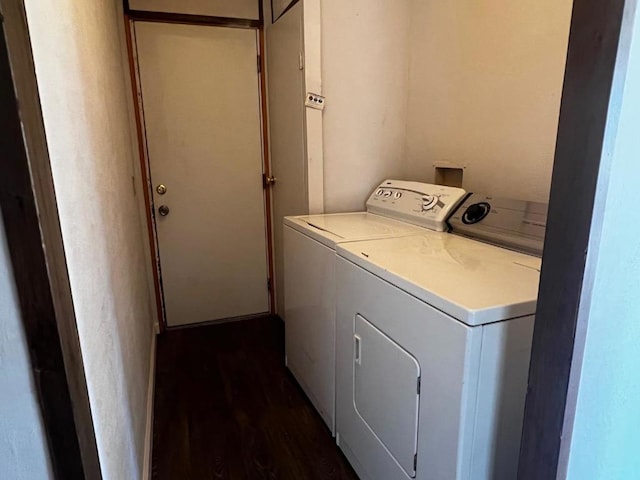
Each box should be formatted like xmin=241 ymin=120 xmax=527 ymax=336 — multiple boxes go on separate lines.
xmin=151 ymin=316 xmax=358 ymax=479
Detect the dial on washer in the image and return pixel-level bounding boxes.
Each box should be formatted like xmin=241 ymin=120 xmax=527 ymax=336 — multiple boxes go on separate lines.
xmin=422 ymin=195 xmax=438 ymax=211
xmin=462 ymin=202 xmax=491 ymax=224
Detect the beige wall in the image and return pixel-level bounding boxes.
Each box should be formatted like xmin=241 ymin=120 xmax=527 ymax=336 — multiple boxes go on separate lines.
xmin=266 ymin=2 xmax=309 ymax=315
xmin=130 ymin=0 xmax=259 ymax=19
xmin=405 ymin=0 xmax=573 ymax=203
xmin=0 ymin=219 xmax=53 ymax=479
xmin=24 ymin=0 xmax=155 ymax=479
xmin=318 ymin=0 xmax=571 ymax=212
xmin=321 ymin=0 xmax=411 ymax=213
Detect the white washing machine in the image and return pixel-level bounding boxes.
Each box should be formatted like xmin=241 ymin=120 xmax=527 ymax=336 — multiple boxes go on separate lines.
xmin=335 ymin=194 xmax=547 ymax=480
xmin=283 ymin=180 xmax=467 ymax=434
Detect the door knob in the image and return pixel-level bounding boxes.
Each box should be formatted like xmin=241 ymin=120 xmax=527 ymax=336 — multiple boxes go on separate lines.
xmin=156 ymin=184 xmax=167 ymax=195
xmin=263 ymin=175 xmax=277 ymax=187
xmin=158 ymin=205 xmax=170 ymax=216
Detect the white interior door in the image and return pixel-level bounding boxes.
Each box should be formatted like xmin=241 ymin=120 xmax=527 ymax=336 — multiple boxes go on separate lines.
xmin=135 ymin=22 xmax=269 ymax=327
xmin=266 ymin=3 xmax=308 ymax=315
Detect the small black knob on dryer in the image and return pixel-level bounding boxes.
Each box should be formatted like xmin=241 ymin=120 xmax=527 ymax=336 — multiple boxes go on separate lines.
xmin=462 ymin=202 xmax=491 ymax=224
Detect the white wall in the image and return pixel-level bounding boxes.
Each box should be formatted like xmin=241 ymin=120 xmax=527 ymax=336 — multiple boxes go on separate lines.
xmin=405 ymin=0 xmax=573 ymax=203
xmin=321 ymin=0 xmax=411 ymax=213
xmin=23 ymin=0 xmax=156 ymax=479
xmin=560 ymin=2 xmax=640 ymax=477
xmin=0 ymin=219 xmax=53 ymax=480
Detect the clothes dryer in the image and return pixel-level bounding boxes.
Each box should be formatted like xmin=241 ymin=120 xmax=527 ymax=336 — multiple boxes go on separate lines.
xmin=335 ymin=195 xmax=547 ymax=480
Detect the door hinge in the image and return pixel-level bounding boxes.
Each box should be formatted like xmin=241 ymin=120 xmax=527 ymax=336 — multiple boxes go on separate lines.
xmin=299 ymin=51 xmax=305 ymax=70
xmin=267 ymin=278 xmax=272 ymax=291
xmin=257 ymin=54 xmax=262 ymax=73
xmin=414 ymin=453 xmax=418 ymax=472
xmin=417 ymin=376 xmax=421 ymax=394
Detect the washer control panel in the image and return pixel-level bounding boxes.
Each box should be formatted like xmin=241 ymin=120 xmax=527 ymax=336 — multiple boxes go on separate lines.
xmin=449 ymin=194 xmax=548 ymax=256
xmin=366 ymin=180 xmax=467 ymax=232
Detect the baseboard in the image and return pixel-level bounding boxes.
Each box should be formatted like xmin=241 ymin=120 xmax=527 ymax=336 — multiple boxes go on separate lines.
xmin=166 ymin=312 xmax=273 ymax=330
xmin=142 ymin=331 xmax=157 ymax=480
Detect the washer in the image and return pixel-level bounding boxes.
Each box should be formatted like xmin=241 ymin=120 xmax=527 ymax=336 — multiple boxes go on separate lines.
xmin=283 ymin=180 xmax=467 ymax=434
xmin=334 ymin=194 xmax=547 ymax=480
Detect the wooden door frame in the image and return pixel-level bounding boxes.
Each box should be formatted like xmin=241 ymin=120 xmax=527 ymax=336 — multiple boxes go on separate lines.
xmin=0 ymin=1 xmax=101 ymax=478
xmin=518 ymin=0 xmax=632 ymax=478
xmin=122 ymin=6 xmax=275 ymax=331
xmin=123 ymin=0 xmax=264 ymax=28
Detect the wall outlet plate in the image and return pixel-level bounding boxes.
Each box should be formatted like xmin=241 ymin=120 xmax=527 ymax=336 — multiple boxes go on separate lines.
xmin=305 ymin=92 xmax=326 ymax=111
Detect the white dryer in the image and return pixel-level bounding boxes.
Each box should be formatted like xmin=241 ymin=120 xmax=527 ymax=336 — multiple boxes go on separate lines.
xmin=335 ymin=195 xmax=547 ymax=480
xmin=283 ymin=180 xmax=467 ymax=435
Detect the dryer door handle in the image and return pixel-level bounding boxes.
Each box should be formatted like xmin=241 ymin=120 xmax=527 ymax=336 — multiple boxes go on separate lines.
xmin=354 ymin=334 xmax=362 ymax=365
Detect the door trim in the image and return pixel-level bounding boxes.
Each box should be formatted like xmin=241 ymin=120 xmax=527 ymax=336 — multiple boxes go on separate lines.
xmin=124 ymin=17 xmax=276 ymax=330
xmin=517 ymin=0 xmax=629 ymax=478
xmin=123 ymin=0 xmax=264 ymax=29
xmin=125 ymin=10 xmax=261 ymax=29
xmin=0 ymin=2 xmax=101 ymax=477
xmin=259 ymin=28 xmax=277 ymax=314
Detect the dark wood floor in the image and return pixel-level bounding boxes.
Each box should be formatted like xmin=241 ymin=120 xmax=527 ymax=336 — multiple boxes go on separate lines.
xmin=152 ymin=316 xmax=358 ymax=480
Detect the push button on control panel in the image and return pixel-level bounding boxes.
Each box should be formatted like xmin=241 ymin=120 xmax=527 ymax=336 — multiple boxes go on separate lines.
xmin=382 ymin=191 xmax=392 ymax=198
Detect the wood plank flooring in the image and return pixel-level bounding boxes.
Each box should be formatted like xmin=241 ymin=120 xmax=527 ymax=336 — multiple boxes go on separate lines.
xmin=152 ymin=316 xmax=358 ymax=480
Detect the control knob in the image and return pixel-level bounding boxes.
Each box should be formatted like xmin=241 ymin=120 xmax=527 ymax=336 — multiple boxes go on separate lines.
xmin=462 ymin=202 xmax=491 ymax=224
xmin=422 ymin=195 xmax=438 ymax=211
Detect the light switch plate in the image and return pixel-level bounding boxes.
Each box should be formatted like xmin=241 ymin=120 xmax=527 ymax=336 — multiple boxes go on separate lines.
xmin=305 ymin=92 xmax=326 ymax=110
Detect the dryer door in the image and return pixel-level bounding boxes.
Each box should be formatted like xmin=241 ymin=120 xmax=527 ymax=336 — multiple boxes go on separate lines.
xmin=354 ymin=314 xmax=421 ymax=477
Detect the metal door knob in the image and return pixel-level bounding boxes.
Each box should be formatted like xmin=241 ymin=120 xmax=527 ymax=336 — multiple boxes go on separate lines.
xmin=156 ymin=184 xmax=167 ymax=195
xmin=158 ymin=205 xmax=170 ymax=216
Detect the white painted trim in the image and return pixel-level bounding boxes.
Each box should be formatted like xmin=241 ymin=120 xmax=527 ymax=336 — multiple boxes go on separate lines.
xmin=142 ymin=331 xmax=157 ymax=480
xmin=305 ymin=110 xmax=325 ymax=214
xmin=302 ymin=0 xmax=324 ymax=214
xmin=302 ymin=0 xmax=322 ymax=93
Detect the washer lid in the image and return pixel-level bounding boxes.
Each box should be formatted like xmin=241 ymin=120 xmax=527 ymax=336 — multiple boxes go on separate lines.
xmin=337 ymin=234 xmax=542 ymax=326
xmin=284 ymin=212 xmax=427 ymax=249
